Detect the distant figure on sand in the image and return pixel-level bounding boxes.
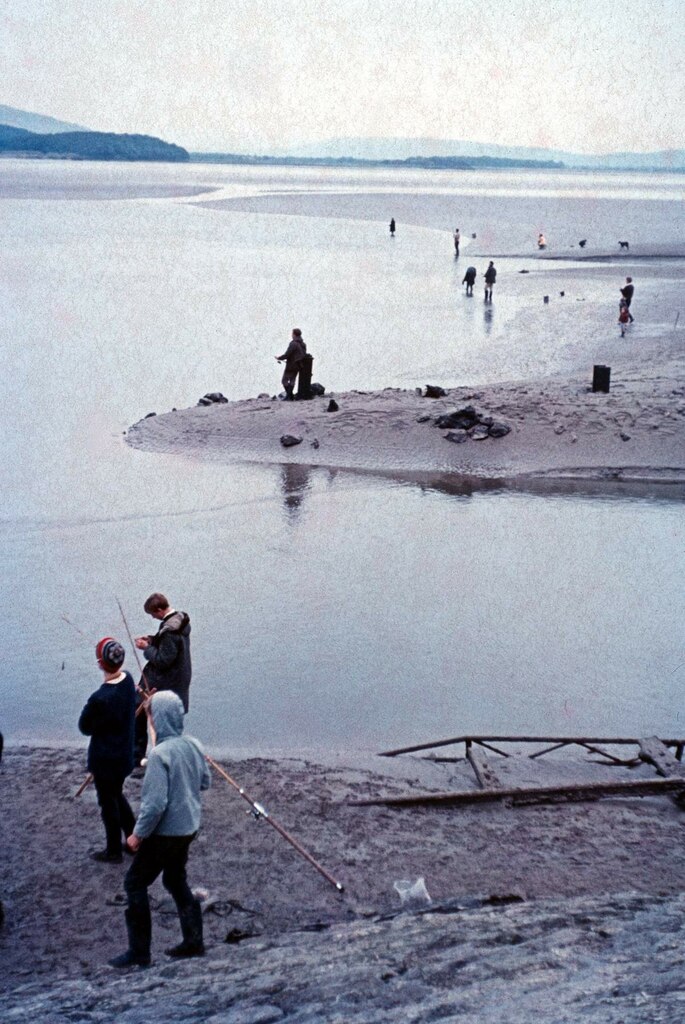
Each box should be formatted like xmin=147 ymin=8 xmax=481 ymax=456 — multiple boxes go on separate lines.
xmin=484 ymin=261 xmax=497 ymax=301
xmin=389 ymin=218 xmax=396 ymax=237
xmin=537 ymin=233 xmax=547 ymax=250
xmin=620 ymin=277 xmax=635 ymax=322
xmin=453 ymin=228 xmax=460 ymax=257
xmin=276 ymin=328 xmax=307 ymax=401
xmin=462 ymin=266 xmax=477 ymax=296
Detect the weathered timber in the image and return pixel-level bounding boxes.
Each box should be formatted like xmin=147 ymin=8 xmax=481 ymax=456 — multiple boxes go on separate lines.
xmin=379 ymin=735 xmax=685 ymax=757
xmin=467 ymin=744 xmax=503 ymax=789
xmin=350 ymin=777 xmax=685 ymax=808
xmin=639 ymin=737 xmax=685 ymax=778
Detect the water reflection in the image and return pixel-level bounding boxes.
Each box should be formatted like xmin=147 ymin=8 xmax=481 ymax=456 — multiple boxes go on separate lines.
xmin=483 ymin=305 xmax=494 ymax=334
xmin=280 ymin=463 xmax=313 ymax=520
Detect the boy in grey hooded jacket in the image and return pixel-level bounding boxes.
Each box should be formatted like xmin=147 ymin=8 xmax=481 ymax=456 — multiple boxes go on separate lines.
xmin=110 ymin=691 xmax=211 ymax=968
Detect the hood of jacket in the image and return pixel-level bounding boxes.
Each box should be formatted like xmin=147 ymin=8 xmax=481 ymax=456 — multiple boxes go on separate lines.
xmin=160 ymin=611 xmax=191 ymax=637
xmin=151 ymin=691 xmax=185 ymax=741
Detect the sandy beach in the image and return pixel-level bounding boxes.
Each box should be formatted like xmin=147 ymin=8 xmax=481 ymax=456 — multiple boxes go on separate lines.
xmin=126 ymin=354 xmax=685 ymax=489
xmin=2 ymin=743 xmax=685 ymax=1020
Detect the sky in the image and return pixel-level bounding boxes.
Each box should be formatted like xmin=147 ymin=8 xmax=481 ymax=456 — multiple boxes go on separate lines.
xmin=2 ymin=0 xmax=683 ymax=155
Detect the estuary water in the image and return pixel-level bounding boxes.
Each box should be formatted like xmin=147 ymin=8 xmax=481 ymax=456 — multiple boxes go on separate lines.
xmin=1 ymin=160 xmax=683 ymax=753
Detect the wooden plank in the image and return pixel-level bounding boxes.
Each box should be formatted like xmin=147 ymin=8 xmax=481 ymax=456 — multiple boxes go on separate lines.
xmin=350 ymin=777 xmax=685 ymax=809
xmin=467 ymin=746 xmax=503 ymax=789
xmin=378 ymin=736 xmax=685 ymax=757
xmin=639 ymin=736 xmax=685 ymax=778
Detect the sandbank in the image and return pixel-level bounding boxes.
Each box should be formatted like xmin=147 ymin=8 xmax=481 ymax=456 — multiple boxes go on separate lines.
xmin=126 ymin=355 xmax=685 ymax=491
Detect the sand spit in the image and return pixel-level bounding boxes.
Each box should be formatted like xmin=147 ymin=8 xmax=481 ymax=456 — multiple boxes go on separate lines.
xmin=2 ymin=746 xmax=685 ymax=1020
xmin=126 ymin=358 xmax=685 ymax=487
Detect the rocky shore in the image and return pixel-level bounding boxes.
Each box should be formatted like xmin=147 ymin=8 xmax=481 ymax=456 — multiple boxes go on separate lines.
xmin=2 ymin=745 xmax=685 ymax=1021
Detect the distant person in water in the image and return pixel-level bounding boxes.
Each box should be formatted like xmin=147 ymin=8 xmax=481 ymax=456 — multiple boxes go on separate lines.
xmin=389 ymin=218 xmax=396 ymax=237
xmin=484 ymin=261 xmax=497 ymax=301
xmin=276 ymin=328 xmax=307 ymax=401
xmin=620 ymin=276 xmax=635 ymax=322
xmin=462 ymin=266 xmax=477 ymax=296
xmin=453 ymin=228 xmax=460 ymax=257
xmin=537 ymin=233 xmax=547 ymax=249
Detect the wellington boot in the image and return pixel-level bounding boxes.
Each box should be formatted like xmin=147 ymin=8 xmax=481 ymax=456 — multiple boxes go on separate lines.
xmin=109 ymin=949 xmax=151 ymax=969
xmin=165 ymin=939 xmax=205 ymax=958
xmin=166 ymin=899 xmax=204 ymax=958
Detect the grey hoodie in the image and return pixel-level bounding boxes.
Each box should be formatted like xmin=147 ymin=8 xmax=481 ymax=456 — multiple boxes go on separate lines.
xmin=134 ymin=692 xmax=211 ymax=839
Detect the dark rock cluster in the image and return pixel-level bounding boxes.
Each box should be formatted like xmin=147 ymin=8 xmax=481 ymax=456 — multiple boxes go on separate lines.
xmin=197 ymin=392 xmax=228 ymax=406
xmin=429 ymin=405 xmax=511 ymax=441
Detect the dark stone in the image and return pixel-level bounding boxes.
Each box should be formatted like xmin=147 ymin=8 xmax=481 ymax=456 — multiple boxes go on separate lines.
xmin=280 ymin=435 xmax=302 ymax=447
xmin=197 ymin=398 xmax=212 ymax=406
xmin=310 ymin=383 xmax=326 ymax=396
xmin=424 ymin=385 xmax=447 ymax=398
xmin=519 ymin=269 xmax=530 ymax=274
xmin=444 ymin=430 xmax=468 ymax=443
xmin=470 ymin=424 xmax=491 ymax=440
xmin=204 ymin=392 xmax=228 ymax=404
xmin=488 ymin=422 xmax=511 ymax=438
xmin=144 ymin=412 xmax=156 ymax=418
xmin=224 ymin=927 xmax=256 ymax=944
xmin=435 ymin=406 xmax=479 ymax=430
xmin=416 ymin=415 xmax=432 ymax=423
xmin=327 ymin=399 xmax=339 ymax=412
xmin=311 ymin=439 xmax=320 ymax=449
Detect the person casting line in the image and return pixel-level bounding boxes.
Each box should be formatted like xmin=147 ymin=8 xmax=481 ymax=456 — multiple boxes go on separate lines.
xmin=110 ymin=691 xmax=211 ymax=968
xmin=79 ymin=638 xmax=136 ymax=863
xmin=275 ymin=328 xmax=307 ymax=401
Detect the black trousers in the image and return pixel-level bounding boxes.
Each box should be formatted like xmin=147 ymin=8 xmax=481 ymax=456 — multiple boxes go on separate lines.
xmin=93 ymin=773 xmax=135 ymax=854
xmin=125 ymin=834 xmax=196 ymax=912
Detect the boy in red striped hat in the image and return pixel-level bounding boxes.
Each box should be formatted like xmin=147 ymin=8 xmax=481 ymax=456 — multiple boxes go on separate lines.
xmin=79 ymin=638 xmax=137 ymax=862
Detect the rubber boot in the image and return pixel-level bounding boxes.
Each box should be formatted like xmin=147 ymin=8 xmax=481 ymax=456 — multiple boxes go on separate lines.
xmin=109 ymin=905 xmax=152 ymax=968
xmin=165 ymin=899 xmax=205 ymax=958
xmin=284 ymin=385 xmax=294 ymax=401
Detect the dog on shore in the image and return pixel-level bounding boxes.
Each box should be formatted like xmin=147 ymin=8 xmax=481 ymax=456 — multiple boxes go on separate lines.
xmin=619 ymin=240 xmax=630 ymax=250
xmin=578 ymin=239 xmax=587 ymax=248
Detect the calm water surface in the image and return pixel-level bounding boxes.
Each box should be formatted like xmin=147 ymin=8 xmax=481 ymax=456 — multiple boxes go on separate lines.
xmin=1 ymin=161 xmax=683 ymax=753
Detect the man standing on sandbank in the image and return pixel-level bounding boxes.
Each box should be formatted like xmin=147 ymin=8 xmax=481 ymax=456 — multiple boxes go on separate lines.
xmin=275 ymin=328 xmax=307 ymax=401
xmin=484 ymin=261 xmax=497 ymax=301
xmin=453 ymin=227 xmax=460 ymax=257
xmin=110 ymin=691 xmax=211 ymax=968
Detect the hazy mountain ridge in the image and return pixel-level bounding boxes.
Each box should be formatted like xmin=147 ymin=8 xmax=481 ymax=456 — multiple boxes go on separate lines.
xmin=0 ymin=104 xmax=88 ymax=134
xmin=0 ymin=123 xmax=189 ymax=162
xmin=272 ymin=136 xmax=685 ymax=171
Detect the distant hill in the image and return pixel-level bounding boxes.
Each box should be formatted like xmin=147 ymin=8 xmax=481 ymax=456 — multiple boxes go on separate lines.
xmin=271 ymin=137 xmax=685 ymax=172
xmin=0 ymin=104 xmax=88 ymax=134
xmin=192 ymin=151 xmax=562 ymax=171
xmin=0 ymin=124 xmax=189 ymax=162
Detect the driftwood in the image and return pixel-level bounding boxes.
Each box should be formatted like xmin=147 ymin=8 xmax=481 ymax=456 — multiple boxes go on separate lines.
xmin=350 ymin=777 xmax=685 ymax=809
xmin=379 ymin=735 xmax=685 ymax=757
xmin=639 ymin=737 xmax=685 ymax=778
xmin=467 ymin=746 xmax=503 ymax=789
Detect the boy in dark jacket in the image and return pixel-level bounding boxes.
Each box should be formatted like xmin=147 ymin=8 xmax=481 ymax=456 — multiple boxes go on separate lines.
xmin=135 ymin=593 xmax=192 ymax=712
xmin=79 ymin=638 xmax=136 ymax=862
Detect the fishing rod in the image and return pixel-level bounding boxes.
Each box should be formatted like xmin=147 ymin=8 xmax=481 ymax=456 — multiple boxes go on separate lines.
xmin=206 ymin=755 xmax=344 ymax=894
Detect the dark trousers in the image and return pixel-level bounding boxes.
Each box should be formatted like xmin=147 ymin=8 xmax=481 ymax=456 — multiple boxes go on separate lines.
xmin=124 ymin=834 xmax=197 ymax=957
xmin=93 ymin=773 xmax=135 ymax=855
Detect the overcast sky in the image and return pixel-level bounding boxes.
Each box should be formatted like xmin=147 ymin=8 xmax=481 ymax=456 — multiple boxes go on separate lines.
xmin=2 ymin=0 xmax=683 ymax=154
